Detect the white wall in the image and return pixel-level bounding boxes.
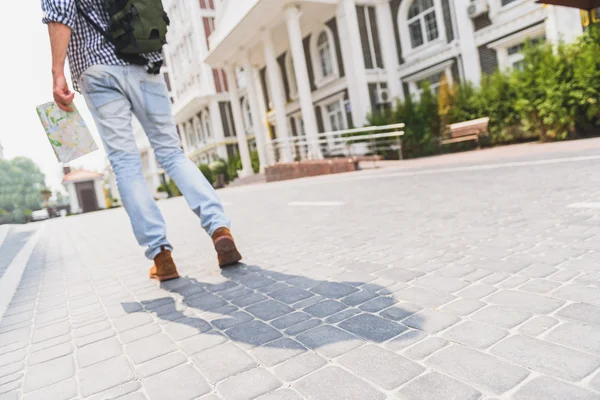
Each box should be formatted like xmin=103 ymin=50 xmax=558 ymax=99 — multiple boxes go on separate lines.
xmin=94 ymin=179 xmax=107 ymax=210
xmin=65 ymin=182 xmax=80 ymax=214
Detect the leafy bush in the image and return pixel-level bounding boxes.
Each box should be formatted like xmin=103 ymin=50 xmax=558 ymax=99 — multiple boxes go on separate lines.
xmin=366 ymin=26 xmax=600 ymax=156
xmin=367 ymin=82 xmax=440 ymax=159
xmin=199 ymin=164 xmax=214 ymax=185
xmin=168 ymin=179 xmax=181 ymax=197
xmin=0 ymin=157 xmax=46 ymax=224
xmin=226 ymin=155 xmax=242 ymax=182
xmin=250 ymin=151 xmax=260 ymax=174
xmin=209 ymin=159 xmax=227 ymax=176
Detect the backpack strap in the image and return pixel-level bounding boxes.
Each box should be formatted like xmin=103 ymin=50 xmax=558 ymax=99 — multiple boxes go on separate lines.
xmin=74 ymin=0 xmax=111 ymax=42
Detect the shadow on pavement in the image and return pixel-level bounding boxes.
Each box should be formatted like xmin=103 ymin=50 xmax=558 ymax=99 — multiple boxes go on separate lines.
xmin=122 ymin=264 xmax=418 ymax=348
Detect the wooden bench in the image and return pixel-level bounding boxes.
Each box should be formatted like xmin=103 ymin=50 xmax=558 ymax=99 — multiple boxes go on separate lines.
xmin=441 ymin=117 xmax=490 ymax=148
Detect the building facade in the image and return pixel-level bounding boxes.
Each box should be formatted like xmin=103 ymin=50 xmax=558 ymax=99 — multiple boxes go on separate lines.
xmin=126 ymin=0 xmax=584 ymax=186
xmin=63 ymin=168 xmax=107 ymax=214
xmin=162 ymin=0 xmax=257 ymax=177
xmin=203 ymin=0 xmax=583 ymax=166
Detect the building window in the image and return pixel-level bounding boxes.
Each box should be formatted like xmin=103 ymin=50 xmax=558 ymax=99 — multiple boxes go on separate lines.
xmin=492 ymin=34 xmax=545 ymax=71
xmin=203 ymin=17 xmax=215 ymax=49
xmin=202 ymin=110 xmax=212 ymax=140
xmin=408 ymin=0 xmax=439 ymax=49
xmin=317 ymin=32 xmax=334 ymax=78
xmin=417 ymin=71 xmax=444 ymax=95
xmin=501 ymin=0 xmax=518 ymax=6
xmin=186 ymin=123 xmax=197 ymax=149
xmin=199 ymin=0 xmax=214 ymax=10
xmin=297 ymin=117 xmax=306 ymax=137
xmin=286 ymin=53 xmax=298 ymax=99
xmin=407 ymin=61 xmax=454 ymax=99
xmin=213 ymin=69 xmax=228 ymax=93
xmin=241 ymin=97 xmax=253 ymax=134
xmin=311 ymin=27 xmax=339 ymax=86
xmin=326 ymin=100 xmax=346 ymax=132
xmin=194 ymin=117 xmax=204 ymax=145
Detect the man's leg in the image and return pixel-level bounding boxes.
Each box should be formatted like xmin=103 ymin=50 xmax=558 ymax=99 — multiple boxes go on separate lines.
xmin=80 ymin=65 xmax=171 ymax=260
xmin=128 ymin=67 xmax=231 ymax=237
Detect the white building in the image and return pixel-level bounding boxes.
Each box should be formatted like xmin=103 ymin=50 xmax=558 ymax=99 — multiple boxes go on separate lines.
xmin=63 ymin=168 xmax=107 ymax=214
xmin=202 ymin=0 xmax=583 ymax=164
xmin=161 ymin=0 xmax=258 ymax=177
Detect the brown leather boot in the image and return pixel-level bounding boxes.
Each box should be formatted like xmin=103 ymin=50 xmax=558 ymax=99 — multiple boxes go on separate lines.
xmin=212 ymin=228 xmax=242 ymax=267
xmin=149 ymin=247 xmax=180 ymax=281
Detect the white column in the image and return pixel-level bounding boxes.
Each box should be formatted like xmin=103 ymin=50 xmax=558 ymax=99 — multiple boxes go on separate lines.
xmin=178 ymin=123 xmax=189 ymax=152
xmin=263 ymin=31 xmax=293 ymax=163
xmin=66 ymin=183 xmax=80 ymax=214
xmin=251 ymin=67 xmax=275 ymax=166
xmin=337 ymin=0 xmax=372 ymax=127
xmin=454 ymin=0 xmax=482 ymax=85
xmin=375 ymin=0 xmax=403 ymax=101
xmin=224 ymin=65 xmax=253 ymax=177
xmin=242 ymin=55 xmax=268 ymax=172
xmin=94 ymin=180 xmax=107 ymax=209
xmin=546 ymin=5 xmax=584 ymax=44
xmin=284 ymin=6 xmax=323 ymax=160
xmin=209 ymin=99 xmax=229 ymax=160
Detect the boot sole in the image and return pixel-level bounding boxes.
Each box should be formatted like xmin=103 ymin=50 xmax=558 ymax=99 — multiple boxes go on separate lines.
xmin=150 ymin=272 xmax=180 ymax=282
xmin=215 ymin=236 xmax=242 ymax=267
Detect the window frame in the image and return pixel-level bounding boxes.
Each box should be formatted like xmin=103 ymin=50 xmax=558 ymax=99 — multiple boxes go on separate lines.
xmin=405 ymin=60 xmax=454 ymax=100
xmin=398 ymin=0 xmax=447 ymax=61
xmin=310 ymin=26 xmax=340 ymax=88
xmin=201 ymin=110 xmax=213 ymax=141
xmin=407 ymin=0 xmax=439 ymax=49
xmin=315 ymin=94 xmax=348 ymax=156
xmin=487 ymin=24 xmax=546 ymax=72
xmin=193 ymin=116 xmax=204 ymax=146
xmin=241 ymin=96 xmax=254 ymax=134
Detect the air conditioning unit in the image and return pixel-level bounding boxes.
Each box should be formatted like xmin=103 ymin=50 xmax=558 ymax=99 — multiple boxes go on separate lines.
xmin=468 ymin=0 xmax=488 ymax=18
xmin=375 ymin=87 xmax=390 ymax=104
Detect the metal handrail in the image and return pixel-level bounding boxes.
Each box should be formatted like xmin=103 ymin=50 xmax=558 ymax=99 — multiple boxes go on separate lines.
xmin=266 ymin=126 xmax=406 ymax=162
xmin=270 ymin=123 xmax=406 ymax=144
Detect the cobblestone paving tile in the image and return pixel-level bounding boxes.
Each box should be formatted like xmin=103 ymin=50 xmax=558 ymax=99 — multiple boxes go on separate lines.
xmin=513 ymin=376 xmax=600 ymax=400
xmin=339 ymin=345 xmax=424 ymax=390
xmin=397 ymin=372 xmax=482 ymax=400
xmin=294 ymin=366 xmax=385 ymax=400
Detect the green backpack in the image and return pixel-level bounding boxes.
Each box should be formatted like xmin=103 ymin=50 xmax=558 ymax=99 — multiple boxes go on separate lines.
xmin=76 ymin=0 xmax=170 ymax=57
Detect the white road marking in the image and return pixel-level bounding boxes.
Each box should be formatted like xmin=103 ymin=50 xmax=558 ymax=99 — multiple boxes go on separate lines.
xmin=340 ymin=155 xmax=600 ymax=183
xmin=567 ymin=202 xmax=600 ymax=209
xmin=0 ymin=224 xmax=45 ymax=320
xmin=0 ymin=225 xmax=9 ymax=249
xmin=288 ymin=201 xmax=345 ymax=207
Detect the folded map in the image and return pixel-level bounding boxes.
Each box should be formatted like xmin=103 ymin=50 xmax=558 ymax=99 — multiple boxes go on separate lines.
xmin=36 ymin=101 xmax=98 ymax=163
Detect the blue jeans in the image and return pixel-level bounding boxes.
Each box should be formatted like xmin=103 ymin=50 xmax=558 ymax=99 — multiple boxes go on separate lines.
xmin=80 ymin=64 xmax=230 ymax=259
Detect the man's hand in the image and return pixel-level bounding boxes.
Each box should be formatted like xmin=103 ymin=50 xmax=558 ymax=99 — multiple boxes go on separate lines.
xmin=47 ymin=22 xmax=73 ymax=112
xmin=53 ymin=73 xmax=74 ymax=112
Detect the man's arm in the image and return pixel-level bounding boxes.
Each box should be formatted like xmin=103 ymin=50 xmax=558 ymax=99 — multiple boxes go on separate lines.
xmin=48 ymin=22 xmax=74 ymax=112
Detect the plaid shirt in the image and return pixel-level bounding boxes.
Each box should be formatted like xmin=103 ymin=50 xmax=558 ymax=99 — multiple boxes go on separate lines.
xmin=41 ymin=0 xmax=163 ymax=92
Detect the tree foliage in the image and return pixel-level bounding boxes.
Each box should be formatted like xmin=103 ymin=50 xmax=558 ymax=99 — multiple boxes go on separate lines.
xmin=0 ymin=157 xmax=46 ymax=224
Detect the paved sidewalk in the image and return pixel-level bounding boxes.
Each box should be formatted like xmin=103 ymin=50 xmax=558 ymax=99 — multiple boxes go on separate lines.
xmin=1 ymin=144 xmax=600 ymax=400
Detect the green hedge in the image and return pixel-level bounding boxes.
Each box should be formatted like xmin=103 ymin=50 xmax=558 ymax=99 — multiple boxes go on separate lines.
xmin=368 ymin=26 xmax=600 ymax=159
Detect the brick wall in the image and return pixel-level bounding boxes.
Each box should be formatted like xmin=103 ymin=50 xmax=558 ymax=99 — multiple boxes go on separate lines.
xmin=265 ymin=159 xmax=359 ymax=182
